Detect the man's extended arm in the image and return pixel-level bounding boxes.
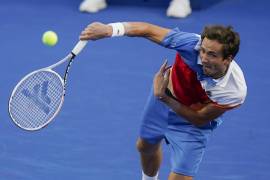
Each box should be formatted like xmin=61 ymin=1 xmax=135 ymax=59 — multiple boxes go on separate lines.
xmin=80 ymin=22 xmax=171 ymax=44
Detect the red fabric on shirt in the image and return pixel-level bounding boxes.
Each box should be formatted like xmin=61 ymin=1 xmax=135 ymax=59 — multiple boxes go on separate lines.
xmin=171 ymin=53 xmax=210 ymax=106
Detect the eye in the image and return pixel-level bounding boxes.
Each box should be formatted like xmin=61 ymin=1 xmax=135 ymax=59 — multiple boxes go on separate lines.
xmin=199 ymin=48 xmax=205 ymax=54
xmin=207 ymin=52 xmax=217 ymax=58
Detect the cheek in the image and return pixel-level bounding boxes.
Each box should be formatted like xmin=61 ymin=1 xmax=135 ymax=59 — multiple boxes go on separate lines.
xmin=212 ymin=63 xmax=224 ymax=72
xmin=210 ymin=58 xmax=224 ymax=68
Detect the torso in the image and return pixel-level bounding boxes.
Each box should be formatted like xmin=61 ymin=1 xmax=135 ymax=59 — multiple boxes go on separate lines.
xmin=168 ymin=53 xmax=246 ymax=110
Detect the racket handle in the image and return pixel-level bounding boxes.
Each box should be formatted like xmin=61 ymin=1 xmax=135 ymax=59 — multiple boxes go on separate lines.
xmin=71 ymin=40 xmax=88 ymax=56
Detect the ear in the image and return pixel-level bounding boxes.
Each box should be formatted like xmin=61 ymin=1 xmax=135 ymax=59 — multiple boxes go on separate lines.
xmin=223 ymin=55 xmax=233 ymax=65
xmin=226 ymin=55 xmax=233 ymax=62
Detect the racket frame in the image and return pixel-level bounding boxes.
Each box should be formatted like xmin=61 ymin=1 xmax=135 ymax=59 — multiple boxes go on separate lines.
xmin=8 ymin=40 xmax=87 ymax=131
xmin=8 ymin=69 xmax=64 ymax=130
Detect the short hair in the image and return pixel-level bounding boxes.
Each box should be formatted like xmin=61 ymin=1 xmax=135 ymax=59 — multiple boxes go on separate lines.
xmin=201 ymin=25 xmax=240 ymax=59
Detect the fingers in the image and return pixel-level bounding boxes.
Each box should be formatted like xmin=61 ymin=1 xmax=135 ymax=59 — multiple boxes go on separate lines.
xmin=158 ymin=59 xmax=171 ymax=78
xmin=79 ymin=22 xmax=110 ymax=40
xmin=79 ymin=27 xmax=90 ymax=40
xmin=80 ymin=24 xmax=97 ymax=40
xmin=79 ymin=22 xmax=99 ymax=40
xmin=159 ymin=59 xmax=168 ymax=73
xmin=153 ymin=60 xmax=170 ymax=100
xmin=164 ymin=68 xmax=170 ymax=80
xmin=79 ymin=30 xmax=89 ymax=40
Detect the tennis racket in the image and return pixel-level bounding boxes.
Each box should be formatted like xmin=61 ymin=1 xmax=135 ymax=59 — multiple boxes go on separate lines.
xmin=8 ymin=40 xmax=88 ymax=131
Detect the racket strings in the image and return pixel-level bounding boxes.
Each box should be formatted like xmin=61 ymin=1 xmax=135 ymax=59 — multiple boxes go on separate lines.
xmin=9 ymin=70 xmax=64 ymax=130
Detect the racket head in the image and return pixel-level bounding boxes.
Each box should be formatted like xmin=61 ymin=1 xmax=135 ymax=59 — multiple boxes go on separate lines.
xmin=9 ymin=69 xmax=65 ymax=131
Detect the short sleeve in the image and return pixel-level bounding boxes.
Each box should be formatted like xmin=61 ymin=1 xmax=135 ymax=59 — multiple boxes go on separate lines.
xmin=161 ymin=28 xmax=200 ymax=51
xmin=160 ymin=28 xmax=200 ymax=64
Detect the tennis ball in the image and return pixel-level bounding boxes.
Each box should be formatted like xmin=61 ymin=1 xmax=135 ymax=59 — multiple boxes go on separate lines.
xmin=42 ymin=31 xmax=58 ymax=46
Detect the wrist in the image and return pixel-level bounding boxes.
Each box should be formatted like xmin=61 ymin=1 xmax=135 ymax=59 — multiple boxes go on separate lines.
xmin=106 ymin=25 xmax=113 ymax=37
xmin=108 ymin=22 xmax=125 ymax=37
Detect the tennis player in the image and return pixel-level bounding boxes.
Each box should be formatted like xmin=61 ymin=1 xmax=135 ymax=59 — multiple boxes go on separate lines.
xmin=80 ymin=22 xmax=247 ymax=180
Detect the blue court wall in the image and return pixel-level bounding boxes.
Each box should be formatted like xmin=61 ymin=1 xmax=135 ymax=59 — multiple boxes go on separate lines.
xmin=107 ymin=0 xmax=223 ymax=9
xmin=6 ymin=0 xmax=223 ymax=10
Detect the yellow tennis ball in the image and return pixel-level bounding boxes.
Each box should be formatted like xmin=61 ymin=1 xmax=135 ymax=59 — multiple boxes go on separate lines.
xmin=42 ymin=31 xmax=58 ymax=46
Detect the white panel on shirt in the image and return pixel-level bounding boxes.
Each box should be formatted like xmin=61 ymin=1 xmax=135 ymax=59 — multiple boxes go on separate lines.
xmin=200 ymin=61 xmax=247 ymax=108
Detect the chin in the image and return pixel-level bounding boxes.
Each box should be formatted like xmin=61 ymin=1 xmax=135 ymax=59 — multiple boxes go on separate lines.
xmin=203 ymin=69 xmax=210 ymax=76
xmin=203 ymin=67 xmax=214 ymax=77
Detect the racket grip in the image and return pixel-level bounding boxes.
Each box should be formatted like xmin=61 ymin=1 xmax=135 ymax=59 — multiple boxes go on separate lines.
xmin=71 ymin=40 xmax=88 ymax=56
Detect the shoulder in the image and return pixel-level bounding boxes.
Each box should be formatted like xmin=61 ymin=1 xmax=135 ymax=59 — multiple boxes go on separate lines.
xmin=161 ymin=28 xmax=200 ymax=48
xmin=229 ymin=61 xmax=247 ymax=100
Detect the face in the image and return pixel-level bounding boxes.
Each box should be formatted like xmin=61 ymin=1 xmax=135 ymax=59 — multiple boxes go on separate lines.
xmin=199 ymin=38 xmax=232 ymax=79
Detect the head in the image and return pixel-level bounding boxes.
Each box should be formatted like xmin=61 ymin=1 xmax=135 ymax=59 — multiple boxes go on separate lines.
xmin=200 ymin=25 xmax=240 ymax=79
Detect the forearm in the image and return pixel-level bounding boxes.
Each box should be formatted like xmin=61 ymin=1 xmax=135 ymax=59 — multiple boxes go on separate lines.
xmin=80 ymin=21 xmax=170 ymax=43
xmin=97 ymin=22 xmax=149 ymax=37
xmin=160 ymin=95 xmax=211 ymax=127
xmin=123 ymin=22 xmax=170 ymax=43
xmin=122 ymin=22 xmax=149 ymax=37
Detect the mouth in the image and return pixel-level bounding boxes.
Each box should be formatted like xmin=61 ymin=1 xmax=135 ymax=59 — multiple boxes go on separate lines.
xmin=202 ymin=64 xmax=211 ymax=70
xmin=202 ymin=65 xmax=212 ymax=75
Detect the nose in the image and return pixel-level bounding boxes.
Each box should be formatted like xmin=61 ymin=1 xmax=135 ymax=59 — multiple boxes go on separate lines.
xmin=200 ymin=53 xmax=208 ymax=64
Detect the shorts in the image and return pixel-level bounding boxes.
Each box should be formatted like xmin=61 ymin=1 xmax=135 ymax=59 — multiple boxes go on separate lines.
xmin=139 ymin=89 xmax=219 ymax=176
